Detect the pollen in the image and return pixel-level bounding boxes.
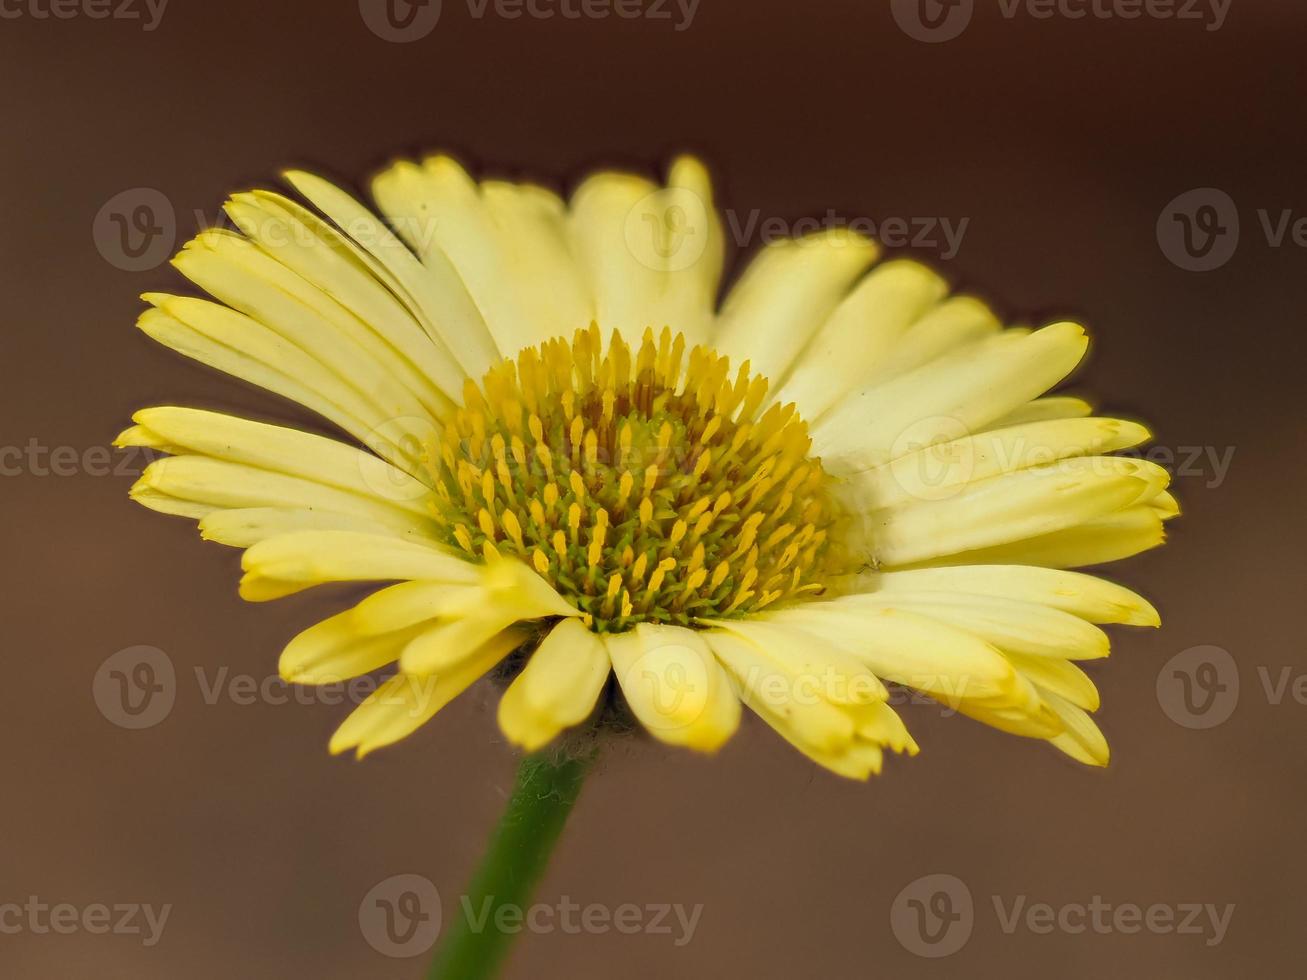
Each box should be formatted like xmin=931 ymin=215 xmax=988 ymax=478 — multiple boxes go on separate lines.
xmin=423 ymin=325 xmax=842 ymax=632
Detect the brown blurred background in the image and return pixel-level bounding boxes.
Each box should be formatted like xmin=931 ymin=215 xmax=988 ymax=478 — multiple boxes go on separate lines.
xmin=2 ymin=0 xmax=1304 ymax=977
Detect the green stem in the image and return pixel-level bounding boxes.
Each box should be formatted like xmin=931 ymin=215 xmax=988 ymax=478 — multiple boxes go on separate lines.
xmin=426 ymin=749 xmax=594 ymax=980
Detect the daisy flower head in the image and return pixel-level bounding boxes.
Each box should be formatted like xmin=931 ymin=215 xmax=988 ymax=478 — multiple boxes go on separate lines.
xmin=117 ymin=154 xmax=1173 ymax=779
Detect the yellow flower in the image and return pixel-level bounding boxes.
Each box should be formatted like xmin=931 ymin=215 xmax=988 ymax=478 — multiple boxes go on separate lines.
xmin=116 ymin=154 xmax=1173 ymax=778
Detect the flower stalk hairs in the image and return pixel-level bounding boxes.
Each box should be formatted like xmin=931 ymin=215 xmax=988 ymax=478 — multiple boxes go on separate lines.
xmin=116 ymin=152 xmax=1172 ymax=978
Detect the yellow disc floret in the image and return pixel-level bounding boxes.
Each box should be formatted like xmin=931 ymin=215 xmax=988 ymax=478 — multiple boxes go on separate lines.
xmin=425 ymin=325 xmax=841 ymax=632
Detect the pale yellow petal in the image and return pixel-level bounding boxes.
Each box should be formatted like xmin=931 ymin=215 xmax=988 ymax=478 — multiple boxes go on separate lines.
xmin=1151 ymin=489 xmax=1182 ymax=520
xmin=399 ymin=612 xmax=519 ymax=676
xmin=121 ymin=407 xmax=431 ymax=512
xmin=765 ymin=602 xmax=1023 ymax=707
xmin=397 ymin=561 xmax=580 ymax=674
xmin=847 ymin=417 xmax=1152 ymax=511
xmin=697 ymin=617 xmax=887 ymax=704
xmin=835 ymin=591 xmax=1111 ymax=661
xmin=566 ymin=170 xmax=665 ymax=345
xmin=137 ymin=298 xmax=399 ymax=461
xmin=814 ymin=322 xmax=1089 ymax=474
xmin=1041 ymin=689 xmax=1110 ymax=766
xmin=481 ymin=180 xmax=595 ymax=347
xmin=607 ymin=624 xmax=741 ymax=752
xmin=498 ymin=619 xmax=611 ymax=751
xmin=174 ymin=231 xmax=449 ymax=420
xmin=349 ymin=580 xmax=484 ymax=634
xmin=711 ymin=229 xmax=880 ymax=387
xmin=198 ymin=507 xmax=426 ymax=548
xmin=910 ymin=504 xmax=1166 ymax=570
xmin=1003 ymin=652 xmax=1100 ymax=710
xmin=990 ymin=396 xmax=1093 ymax=428
xmin=281 ymin=168 xmax=486 ymax=393
xmin=776 ymin=260 xmax=948 ymax=420
xmin=703 ymin=630 xmax=854 ymax=754
xmin=328 ymin=629 xmax=524 ymax=757
xmin=134 ymin=457 xmax=427 ymax=540
xmin=239 ymin=530 xmax=475 ymax=601
xmin=856 ymin=295 xmax=1002 ymax=384
xmin=278 ymin=608 xmax=424 ymax=684
xmin=855 ymin=457 xmax=1165 ymax=568
xmin=848 ymin=565 xmax=1159 ymax=627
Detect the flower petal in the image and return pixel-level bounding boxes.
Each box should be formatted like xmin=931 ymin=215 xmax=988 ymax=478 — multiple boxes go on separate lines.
xmin=607 ymin=624 xmax=741 ymax=751
xmin=498 ymin=619 xmax=611 ymax=751
xmin=697 ymin=617 xmax=888 ymax=704
xmin=278 ymin=608 xmax=425 ymax=684
xmin=814 ymin=321 xmax=1089 ymax=473
xmin=239 ymin=530 xmax=476 ymax=601
xmin=119 ymin=407 xmax=431 ymax=512
xmin=848 ymin=565 xmax=1159 ymax=626
xmin=197 ymin=507 xmax=425 ymax=548
xmin=1042 ymin=689 xmax=1110 ymax=766
xmin=844 ymin=416 xmax=1152 ymax=511
xmin=137 ymin=297 xmax=398 ymax=460
xmin=765 ymin=601 xmax=1026 ymax=708
xmin=703 ymin=629 xmax=855 ymax=754
xmin=712 ymin=229 xmax=880 ymax=388
xmin=328 ymin=628 xmax=525 ymax=758
xmin=132 ymin=456 xmax=427 ymax=540
xmin=910 ymin=504 xmax=1166 ymax=570
xmin=776 ymin=261 xmax=950 ymax=419
xmin=854 ymin=457 xmax=1165 ymax=568
xmin=855 ymin=295 xmax=1002 ymax=385
xmin=282 ymin=167 xmax=489 ymax=390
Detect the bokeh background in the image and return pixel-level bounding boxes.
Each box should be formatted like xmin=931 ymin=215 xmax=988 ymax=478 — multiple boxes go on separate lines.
xmin=3 ymin=0 xmax=1304 ymax=976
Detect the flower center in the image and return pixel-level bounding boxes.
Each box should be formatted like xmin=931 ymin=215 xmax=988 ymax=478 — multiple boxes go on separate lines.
xmin=425 ymin=325 xmax=841 ymax=632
